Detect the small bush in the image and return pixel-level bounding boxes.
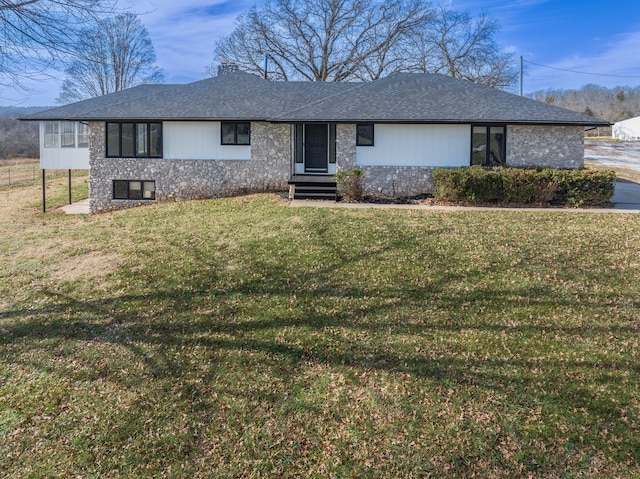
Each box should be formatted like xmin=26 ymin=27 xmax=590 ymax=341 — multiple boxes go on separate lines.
xmin=433 ymin=168 xmax=463 ymax=201
xmin=500 ymin=168 xmax=538 ymax=203
xmin=465 ymin=166 xmax=502 ymax=201
xmin=434 ymin=166 xmax=616 ymax=207
xmin=336 ymin=168 xmax=364 ymax=202
xmin=539 ymin=168 xmax=617 ymax=206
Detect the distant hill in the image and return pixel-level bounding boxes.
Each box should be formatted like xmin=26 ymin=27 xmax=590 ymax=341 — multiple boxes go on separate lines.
xmin=0 ymin=106 xmax=51 ymax=118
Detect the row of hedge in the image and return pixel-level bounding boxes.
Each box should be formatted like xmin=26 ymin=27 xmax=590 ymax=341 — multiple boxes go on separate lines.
xmin=433 ymin=166 xmax=616 ymax=207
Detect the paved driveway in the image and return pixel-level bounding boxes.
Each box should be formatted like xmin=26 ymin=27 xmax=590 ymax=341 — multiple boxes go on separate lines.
xmin=612 ymin=180 xmax=640 ymax=210
xmin=584 ymin=141 xmax=640 ymax=211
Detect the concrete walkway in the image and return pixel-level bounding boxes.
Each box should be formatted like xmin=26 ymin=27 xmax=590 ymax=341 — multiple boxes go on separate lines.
xmin=60 ymin=198 xmax=90 ymax=214
xmin=290 ymin=200 xmax=639 ymax=214
xmin=291 ymin=180 xmax=640 ymax=214
xmin=59 ymin=181 xmax=640 ymax=215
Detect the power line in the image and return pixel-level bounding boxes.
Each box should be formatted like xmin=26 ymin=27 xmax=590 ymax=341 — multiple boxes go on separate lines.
xmin=524 ymin=59 xmax=640 ymax=79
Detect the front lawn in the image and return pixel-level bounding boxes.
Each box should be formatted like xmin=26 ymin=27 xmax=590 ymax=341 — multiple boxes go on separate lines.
xmin=1 ymin=181 xmax=639 ymax=477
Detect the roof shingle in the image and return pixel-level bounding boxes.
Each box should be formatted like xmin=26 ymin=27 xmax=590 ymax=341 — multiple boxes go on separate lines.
xmin=23 ymin=71 xmax=609 ymax=126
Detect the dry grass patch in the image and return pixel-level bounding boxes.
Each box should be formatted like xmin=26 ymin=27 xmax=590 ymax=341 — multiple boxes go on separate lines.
xmin=0 ymin=157 xmax=39 ymax=167
xmin=586 ymin=159 xmax=640 ymax=183
xmin=49 ymin=251 xmax=123 ymax=283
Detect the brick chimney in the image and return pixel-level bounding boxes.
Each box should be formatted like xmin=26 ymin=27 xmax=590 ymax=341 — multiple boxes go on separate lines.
xmin=217 ymin=62 xmax=240 ymax=76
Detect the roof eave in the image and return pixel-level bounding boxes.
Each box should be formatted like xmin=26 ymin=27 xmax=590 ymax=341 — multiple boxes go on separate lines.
xmin=268 ymin=117 xmax=611 ymax=127
xmin=21 ymin=116 xmax=270 ymax=122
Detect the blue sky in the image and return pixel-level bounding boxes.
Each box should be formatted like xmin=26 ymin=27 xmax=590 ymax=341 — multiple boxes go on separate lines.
xmin=454 ymin=0 xmax=640 ymax=93
xmin=3 ymin=0 xmax=640 ymax=106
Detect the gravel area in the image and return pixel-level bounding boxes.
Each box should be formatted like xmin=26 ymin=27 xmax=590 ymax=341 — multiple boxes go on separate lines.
xmin=584 ymin=140 xmax=640 ymax=173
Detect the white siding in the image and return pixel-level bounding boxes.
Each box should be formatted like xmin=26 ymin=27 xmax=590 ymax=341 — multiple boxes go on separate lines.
xmin=613 ymin=117 xmax=640 ymax=141
xmin=39 ymin=122 xmax=90 ymax=169
xmin=164 ymin=121 xmax=251 ymax=160
xmin=356 ymin=124 xmax=471 ymax=167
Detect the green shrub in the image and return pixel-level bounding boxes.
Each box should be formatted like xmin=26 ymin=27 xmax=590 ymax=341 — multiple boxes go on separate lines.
xmin=433 ymin=168 xmax=463 ymax=201
xmin=500 ymin=168 xmax=538 ymax=203
xmin=336 ymin=168 xmax=364 ymax=202
xmin=540 ymin=168 xmax=616 ymax=206
xmin=433 ymin=167 xmax=616 ymax=207
xmin=433 ymin=166 xmax=501 ymax=202
xmin=466 ymin=166 xmax=502 ymax=202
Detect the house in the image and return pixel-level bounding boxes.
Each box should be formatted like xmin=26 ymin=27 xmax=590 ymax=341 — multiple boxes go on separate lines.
xmin=24 ymin=70 xmax=609 ymax=213
xmin=613 ymin=116 xmax=640 ymax=141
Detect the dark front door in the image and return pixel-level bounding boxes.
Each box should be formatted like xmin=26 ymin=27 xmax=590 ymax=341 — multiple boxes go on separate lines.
xmin=304 ymin=124 xmax=328 ymax=173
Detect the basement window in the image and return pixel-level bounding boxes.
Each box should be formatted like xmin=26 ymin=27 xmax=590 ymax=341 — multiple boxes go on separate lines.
xmin=113 ymin=180 xmax=156 ymax=200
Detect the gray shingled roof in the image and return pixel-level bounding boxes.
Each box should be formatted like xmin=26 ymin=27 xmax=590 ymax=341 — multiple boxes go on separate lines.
xmin=23 ymin=71 xmax=609 ymax=126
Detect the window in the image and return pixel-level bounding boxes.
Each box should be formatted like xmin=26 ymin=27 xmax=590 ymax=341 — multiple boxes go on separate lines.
xmin=294 ymin=124 xmax=303 ymax=164
xmin=78 ymin=122 xmax=89 ymax=148
xmin=329 ymin=124 xmax=336 ymax=164
xmin=356 ymin=123 xmax=374 ymax=146
xmin=221 ymin=121 xmax=250 ymax=145
xmin=44 ymin=121 xmax=90 ymax=148
xmin=136 ymin=123 xmax=148 ymax=156
xmin=113 ymin=180 xmax=155 ymax=200
xmin=121 ymin=123 xmax=135 ymax=157
xmin=107 ymin=123 xmax=120 ymax=156
xmin=61 ymin=121 xmax=76 ymax=148
xmin=107 ymin=122 xmax=162 ymax=158
xmin=150 ymin=123 xmax=161 ymax=157
xmin=44 ymin=121 xmax=60 ymax=148
xmin=471 ymin=125 xmax=505 ymax=166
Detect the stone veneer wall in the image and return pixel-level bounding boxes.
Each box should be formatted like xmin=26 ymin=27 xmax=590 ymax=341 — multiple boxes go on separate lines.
xmin=507 ymin=125 xmax=584 ymax=168
xmin=336 ymin=123 xmax=436 ymax=198
xmin=359 ymin=166 xmax=437 ymax=198
xmin=89 ymin=122 xmax=292 ymax=213
xmin=346 ymin=124 xmax=585 ymax=199
xmin=87 ymin=121 xmax=587 ymax=210
xmin=335 ymin=123 xmax=356 ymax=171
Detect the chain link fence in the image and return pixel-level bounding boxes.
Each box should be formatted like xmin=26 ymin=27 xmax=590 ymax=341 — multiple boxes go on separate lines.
xmin=0 ymin=159 xmax=40 ymax=186
xmin=0 ymin=159 xmax=81 ymax=187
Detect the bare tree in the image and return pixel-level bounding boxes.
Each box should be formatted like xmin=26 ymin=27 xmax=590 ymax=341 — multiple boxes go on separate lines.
xmin=57 ymin=13 xmax=164 ymax=103
xmin=0 ymin=112 xmax=39 ymax=159
xmin=207 ymin=0 xmax=432 ymax=82
xmin=0 ymin=0 xmax=116 ymax=88
xmin=413 ymin=6 xmax=517 ymax=89
xmin=529 ymin=84 xmax=640 ymax=123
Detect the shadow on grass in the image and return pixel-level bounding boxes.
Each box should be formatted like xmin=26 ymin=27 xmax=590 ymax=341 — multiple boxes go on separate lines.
xmin=1 ymin=212 xmax=639 ymax=469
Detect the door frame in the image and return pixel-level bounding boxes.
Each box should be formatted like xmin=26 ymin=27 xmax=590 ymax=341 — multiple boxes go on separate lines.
xmin=304 ymin=123 xmax=329 ymax=173
xmin=294 ymin=123 xmax=337 ymax=175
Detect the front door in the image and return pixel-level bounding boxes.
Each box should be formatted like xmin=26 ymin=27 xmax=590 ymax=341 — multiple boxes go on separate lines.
xmin=304 ymin=124 xmax=328 ymax=173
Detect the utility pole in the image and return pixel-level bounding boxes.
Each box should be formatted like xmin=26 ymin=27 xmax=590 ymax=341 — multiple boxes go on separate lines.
xmin=520 ymin=56 xmax=523 ymax=96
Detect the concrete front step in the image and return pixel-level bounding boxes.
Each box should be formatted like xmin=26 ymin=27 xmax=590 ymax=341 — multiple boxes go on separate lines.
xmin=291 ymin=188 xmax=337 ymax=200
xmin=288 ymin=176 xmax=337 ymax=201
